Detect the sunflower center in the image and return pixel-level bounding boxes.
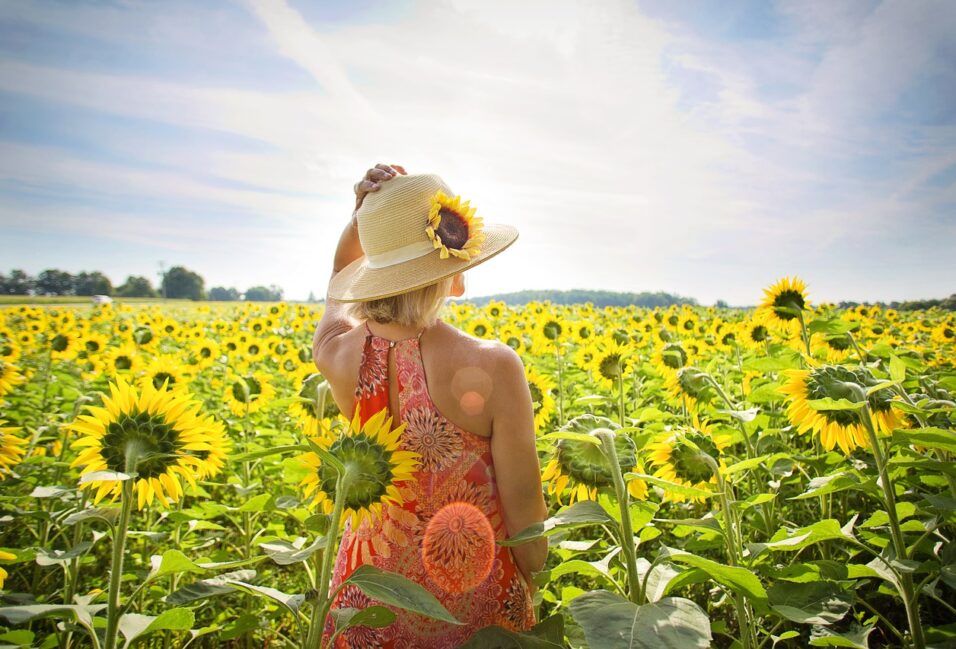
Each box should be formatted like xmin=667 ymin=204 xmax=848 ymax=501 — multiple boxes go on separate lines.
xmin=320 ymin=435 xmax=394 ymax=509
xmin=231 ymin=376 xmax=263 ymax=403
xmin=750 ymin=325 xmax=769 ymax=342
xmin=86 ymin=340 xmax=101 ymax=353
xmin=474 ymin=324 xmax=488 ymax=337
xmin=248 ymin=344 xmax=260 ymax=355
xmin=772 ymin=290 xmax=805 ymax=321
xmin=152 ymin=372 xmax=176 ymax=389
xmin=436 ymin=208 xmax=469 ymax=249
xmin=556 ymin=434 xmax=636 ymax=488
xmin=114 ymin=355 xmax=132 ymax=371
xmin=598 ymin=354 xmax=622 ymax=381
xmin=826 ymin=335 xmax=851 ymax=351
xmin=102 ymin=411 xmax=181 ymax=479
xmin=51 ymin=334 xmax=69 ymax=352
xmin=505 ymin=336 xmax=521 ymax=350
xmin=542 ymin=320 xmax=562 ymax=340
xmin=199 ymin=347 xmax=212 ymax=358
xmin=669 ymin=444 xmax=714 ymax=484
xmin=661 ymin=344 xmax=688 ymax=370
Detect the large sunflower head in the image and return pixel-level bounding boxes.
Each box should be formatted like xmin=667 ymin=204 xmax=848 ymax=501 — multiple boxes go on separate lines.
xmin=525 ymin=365 xmax=556 ymax=433
xmin=291 ymin=373 xmax=340 ymax=438
xmin=69 ymin=376 xmax=227 ymax=509
xmin=759 ymin=276 xmax=810 ymax=328
xmin=653 ymin=342 xmax=690 ymax=376
xmin=425 ymin=191 xmax=486 ymax=260
xmin=224 ymin=371 xmax=276 ymax=417
xmin=298 ymin=405 xmax=421 ymax=530
xmin=588 ymin=337 xmax=634 ymax=391
xmin=664 ymin=367 xmax=716 ymax=413
xmin=541 ymin=415 xmax=646 ymax=505
xmin=0 ymin=420 xmax=28 ymax=480
xmin=778 ymin=365 xmax=902 ymax=454
xmin=646 ymin=420 xmax=726 ymax=502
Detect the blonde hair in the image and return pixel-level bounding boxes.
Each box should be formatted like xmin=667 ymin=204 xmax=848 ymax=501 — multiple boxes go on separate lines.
xmin=348 ymin=275 xmax=455 ymax=329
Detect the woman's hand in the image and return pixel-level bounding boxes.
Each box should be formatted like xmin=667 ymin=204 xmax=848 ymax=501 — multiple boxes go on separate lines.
xmin=353 ymin=163 xmax=407 ymax=213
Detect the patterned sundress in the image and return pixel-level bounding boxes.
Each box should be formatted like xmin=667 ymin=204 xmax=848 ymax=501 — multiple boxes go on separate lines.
xmin=322 ymin=321 xmax=536 ymax=648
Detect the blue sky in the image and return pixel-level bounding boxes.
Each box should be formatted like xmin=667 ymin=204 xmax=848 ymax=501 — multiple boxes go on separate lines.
xmin=1 ymin=0 xmax=953 ymax=304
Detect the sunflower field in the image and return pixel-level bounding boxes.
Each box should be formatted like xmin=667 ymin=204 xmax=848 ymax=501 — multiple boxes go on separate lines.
xmin=0 ymin=277 xmax=954 ymax=649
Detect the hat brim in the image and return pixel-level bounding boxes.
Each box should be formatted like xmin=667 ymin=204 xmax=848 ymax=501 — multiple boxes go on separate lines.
xmin=327 ymin=223 xmax=518 ymax=302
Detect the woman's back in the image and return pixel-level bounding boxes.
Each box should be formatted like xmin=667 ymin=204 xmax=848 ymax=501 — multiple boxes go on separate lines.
xmin=320 ymin=320 xmax=536 ymax=648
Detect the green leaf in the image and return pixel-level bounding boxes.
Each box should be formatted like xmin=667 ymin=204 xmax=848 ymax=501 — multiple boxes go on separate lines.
xmin=892 ymin=427 xmax=956 ymax=454
xmin=0 ymin=630 xmax=34 ymax=647
xmin=568 ymin=589 xmax=711 ymax=649
xmin=119 ymin=609 xmax=194 ymax=649
xmin=259 ymin=537 xmax=327 ymax=565
xmin=0 ymin=604 xmax=105 ymax=629
xmin=538 ymin=431 xmax=602 ymax=446
xmin=165 ymin=570 xmax=257 ymax=606
xmin=889 ymin=355 xmax=908 ymax=382
xmin=748 ymin=520 xmax=853 ymax=558
xmin=63 ymin=507 xmax=120 ymax=526
xmin=238 ymin=493 xmax=274 ymax=513
xmin=625 ymin=473 xmax=714 ymax=499
xmin=658 ymin=547 xmax=768 ymax=603
xmin=498 ymin=500 xmax=615 ymax=546
xmin=147 ymin=550 xmax=206 ymax=581
xmin=226 ymin=581 xmax=305 ymax=618
xmin=809 ymin=624 xmax=874 ymax=648
xmin=790 ymin=473 xmax=867 ymax=500
xmin=865 ymin=380 xmax=900 ymax=396
xmin=768 ymin=581 xmax=852 ymax=625
xmin=35 ymin=542 xmax=94 ymax=566
xmin=78 ymin=470 xmax=135 ymax=484
xmin=345 ymin=565 xmax=462 ymax=625
xmin=808 ymin=318 xmax=858 ymax=335
xmin=329 ymin=605 xmax=396 ymax=632
xmin=806 ymin=398 xmax=864 ymax=411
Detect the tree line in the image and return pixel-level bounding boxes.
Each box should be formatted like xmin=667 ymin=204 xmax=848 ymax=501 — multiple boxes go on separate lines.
xmin=0 ymin=267 xmax=284 ymax=302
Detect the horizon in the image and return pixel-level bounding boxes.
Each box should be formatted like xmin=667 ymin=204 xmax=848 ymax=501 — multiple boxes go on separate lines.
xmin=2 ymin=1 xmax=954 ymax=304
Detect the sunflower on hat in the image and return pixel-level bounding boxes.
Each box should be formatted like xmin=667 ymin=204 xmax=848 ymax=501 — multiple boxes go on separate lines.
xmin=425 ymin=191 xmax=486 ymax=260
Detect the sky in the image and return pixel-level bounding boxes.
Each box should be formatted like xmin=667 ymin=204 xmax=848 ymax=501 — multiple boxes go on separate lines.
xmin=0 ymin=0 xmax=954 ymax=305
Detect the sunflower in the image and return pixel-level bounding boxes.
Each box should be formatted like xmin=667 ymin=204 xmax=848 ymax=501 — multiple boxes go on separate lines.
xmin=652 ymin=342 xmax=690 ymax=378
xmin=0 ymin=549 xmax=14 ymax=589
xmin=779 ymin=365 xmax=904 ymax=455
xmin=49 ymin=328 xmax=81 ymax=361
xmin=0 ymin=421 xmax=27 ymax=480
xmin=143 ymin=355 xmax=188 ymax=391
xmin=105 ymin=343 xmax=141 ymax=376
xmin=812 ymin=333 xmax=854 ymax=363
xmin=497 ymin=325 xmax=525 ymax=353
xmin=588 ymin=337 xmax=634 ymax=392
xmin=758 ymin=276 xmax=810 ymax=329
xmin=664 ymin=367 xmax=716 ymax=413
xmin=188 ymin=338 xmax=221 ymax=370
xmin=70 ymin=376 xmax=227 ymax=509
xmin=739 ymin=318 xmax=772 ymax=350
xmin=540 ymin=415 xmax=647 ymax=505
xmin=646 ymin=419 xmax=728 ymax=503
xmin=79 ymin=331 xmax=110 ymax=359
xmin=425 ymin=190 xmax=486 ymax=260
xmin=291 ymin=372 xmax=340 ymax=438
xmin=931 ymin=321 xmax=955 ymax=347
xmin=0 ymin=360 xmax=25 ymax=398
xmin=224 ymin=371 xmax=276 ymax=417
xmin=467 ymin=318 xmax=495 ymax=339
xmin=525 ymin=365 xmax=556 ymax=432
xmin=298 ymin=405 xmax=421 ymax=529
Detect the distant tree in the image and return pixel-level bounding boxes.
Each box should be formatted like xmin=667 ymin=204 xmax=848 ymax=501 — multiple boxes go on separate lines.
xmin=244 ymin=285 xmax=284 ymax=302
xmin=36 ymin=269 xmax=74 ymax=296
xmin=715 ymin=299 xmax=729 ymax=309
xmin=116 ymin=276 xmax=157 ymax=298
xmin=209 ymin=286 xmax=240 ymax=301
xmin=307 ymin=291 xmax=317 ymax=302
xmin=0 ymin=269 xmax=34 ymax=295
xmin=74 ymin=271 xmax=113 ymax=296
xmin=162 ymin=266 xmax=205 ymax=300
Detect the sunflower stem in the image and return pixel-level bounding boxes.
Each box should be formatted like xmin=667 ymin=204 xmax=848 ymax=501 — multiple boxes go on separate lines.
xmin=555 ymin=346 xmax=565 ymax=426
xmin=307 ymin=466 xmax=352 ymax=649
xmin=847 ymin=383 xmax=926 ymax=649
xmin=594 ymin=430 xmax=642 ymax=604
xmin=795 ymin=308 xmax=812 ymax=358
xmin=616 ymin=371 xmax=626 ymax=428
xmin=104 ymin=479 xmax=134 ymax=649
xmin=846 ymin=331 xmax=868 ymax=366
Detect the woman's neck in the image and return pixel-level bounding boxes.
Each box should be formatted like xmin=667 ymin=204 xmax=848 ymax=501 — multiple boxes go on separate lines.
xmin=365 ymin=319 xmax=435 ymax=340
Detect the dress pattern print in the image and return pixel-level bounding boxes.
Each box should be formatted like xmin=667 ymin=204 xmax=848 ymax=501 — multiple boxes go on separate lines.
xmin=322 ymin=323 xmax=536 ymax=648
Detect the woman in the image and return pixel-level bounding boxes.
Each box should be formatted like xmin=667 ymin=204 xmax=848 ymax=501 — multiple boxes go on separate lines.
xmin=312 ymin=164 xmax=549 ymax=648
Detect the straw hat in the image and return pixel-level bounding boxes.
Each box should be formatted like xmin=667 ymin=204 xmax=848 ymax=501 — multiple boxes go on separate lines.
xmin=328 ymin=173 xmax=518 ymax=302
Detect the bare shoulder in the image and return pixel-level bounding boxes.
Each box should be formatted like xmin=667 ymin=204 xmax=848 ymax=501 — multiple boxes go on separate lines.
xmin=437 ymin=321 xmax=523 ymax=377
xmin=312 ymin=299 xmax=361 ymax=381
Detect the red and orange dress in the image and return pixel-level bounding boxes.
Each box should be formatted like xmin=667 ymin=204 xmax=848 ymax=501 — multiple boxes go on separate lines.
xmin=322 ymin=322 xmax=536 ymax=648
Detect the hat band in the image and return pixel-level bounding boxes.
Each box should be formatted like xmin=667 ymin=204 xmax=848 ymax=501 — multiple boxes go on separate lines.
xmin=366 ymin=240 xmax=437 ymax=269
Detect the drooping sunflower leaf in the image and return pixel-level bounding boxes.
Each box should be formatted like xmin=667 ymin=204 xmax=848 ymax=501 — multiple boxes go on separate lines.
xmin=344 ymin=565 xmax=462 ymax=625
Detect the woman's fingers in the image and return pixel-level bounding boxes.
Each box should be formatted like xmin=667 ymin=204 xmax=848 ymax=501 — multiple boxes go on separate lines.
xmin=367 ymin=167 xmax=393 ymax=182
xmin=391 ymin=164 xmax=407 ymax=175
xmin=355 ymin=179 xmax=379 ymax=195
xmin=354 ymin=163 xmax=407 ymax=209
